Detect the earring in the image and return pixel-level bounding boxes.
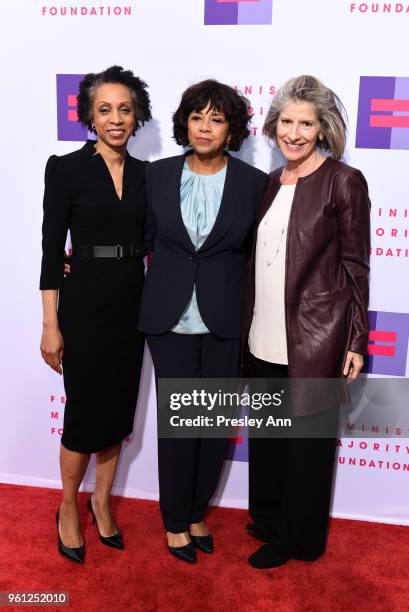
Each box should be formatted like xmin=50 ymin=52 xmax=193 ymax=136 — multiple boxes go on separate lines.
xmin=319 ymin=134 xmax=324 ymax=141
xmin=225 ymin=137 xmax=231 ymax=151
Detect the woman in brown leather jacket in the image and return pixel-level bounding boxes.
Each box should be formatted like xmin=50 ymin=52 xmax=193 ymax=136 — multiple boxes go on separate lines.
xmin=244 ymin=75 xmax=371 ymax=569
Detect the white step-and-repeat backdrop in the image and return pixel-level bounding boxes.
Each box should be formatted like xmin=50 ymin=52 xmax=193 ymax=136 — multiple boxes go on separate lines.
xmin=0 ymin=1 xmax=408 ymax=525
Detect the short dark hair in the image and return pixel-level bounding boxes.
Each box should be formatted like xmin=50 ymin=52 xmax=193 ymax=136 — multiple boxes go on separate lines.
xmin=172 ymin=79 xmax=252 ymax=151
xmin=77 ymin=65 xmax=152 ymax=135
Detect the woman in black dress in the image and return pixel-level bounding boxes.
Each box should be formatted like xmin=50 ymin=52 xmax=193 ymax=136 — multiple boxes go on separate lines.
xmin=40 ymin=66 xmax=151 ymax=563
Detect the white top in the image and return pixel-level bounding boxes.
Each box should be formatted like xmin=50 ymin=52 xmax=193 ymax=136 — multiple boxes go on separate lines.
xmin=248 ymin=184 xmax=296 ymax=364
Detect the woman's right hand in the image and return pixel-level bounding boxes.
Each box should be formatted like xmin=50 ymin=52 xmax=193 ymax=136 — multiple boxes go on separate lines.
xmin=40 ymin=326 xmax=64 ymax=375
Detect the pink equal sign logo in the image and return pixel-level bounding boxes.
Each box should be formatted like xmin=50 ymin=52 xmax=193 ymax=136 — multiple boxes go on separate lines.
xmin=368 ymin=330 xmax=397 ymax=358
xmin=364 ymin=311 xmax=409 ymax=376
xmin=57 ymin=74 xmax=88 ymax=141
xmin=67 ymin=94 xmax=78 ymax=122
xmin=356 ymin=76 xmax=409 ymax=149
xmin=204 ymin=0 xmax=273 ymax=25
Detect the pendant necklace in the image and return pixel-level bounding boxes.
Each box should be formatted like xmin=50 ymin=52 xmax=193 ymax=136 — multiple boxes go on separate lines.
xmin=264 ymin=225 xmax=286 ymax=267
xmin=264 ymin=153 xmax=323 ymax=267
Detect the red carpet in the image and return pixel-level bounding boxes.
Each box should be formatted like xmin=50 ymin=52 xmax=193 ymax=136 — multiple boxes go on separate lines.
xmin=0 ymin=483 xmax=408 ymax=612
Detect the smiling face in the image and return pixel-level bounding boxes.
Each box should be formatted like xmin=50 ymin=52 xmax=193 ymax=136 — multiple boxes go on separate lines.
xmin=91 ymin=82 xmax=136 ymax=149
xmin=187 ymin=102 xmax=230 ymax=157
xmin=276 ymin=100 xmax=322 ymax=165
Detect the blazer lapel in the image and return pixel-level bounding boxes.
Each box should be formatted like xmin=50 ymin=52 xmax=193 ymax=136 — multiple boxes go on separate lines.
xmin=199 ymin=154 xmax=239 ymax=253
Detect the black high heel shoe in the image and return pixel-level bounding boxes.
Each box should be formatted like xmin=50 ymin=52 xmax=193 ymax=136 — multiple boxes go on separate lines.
xmin=168 ymin=542 xmax=197 ymax=564
xmin=87 ymin=497 xmax=124 ymax=550
xmin=56 ymin=510 xmax=84 ymax=564
xmin=190 ymin=533 xmax=214 ymax=554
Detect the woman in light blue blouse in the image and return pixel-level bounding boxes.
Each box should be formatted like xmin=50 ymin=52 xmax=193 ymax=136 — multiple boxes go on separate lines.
xmin=139 ymin=80 xmax=267 ymax=563
xmin=172 ymin=163 xmax=227 ymax=333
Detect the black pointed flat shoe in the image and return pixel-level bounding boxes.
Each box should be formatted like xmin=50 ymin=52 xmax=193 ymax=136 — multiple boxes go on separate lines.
xmin=190 ymin=533 xmax=214 ymax=554
xmin=168 ymin=542 xmax=197 ymax=564
xmin=56 ymin=511 xmax=84 ymax=564
xmin=87 ymin=497 xmax=124 ymax=550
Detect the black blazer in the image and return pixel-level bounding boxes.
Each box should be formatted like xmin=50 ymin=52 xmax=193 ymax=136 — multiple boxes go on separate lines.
xmin=138 ymin=152 xmax=267 ymax=339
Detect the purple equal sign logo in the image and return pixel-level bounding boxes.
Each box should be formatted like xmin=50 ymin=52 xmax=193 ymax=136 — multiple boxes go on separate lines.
xmin=363 ymin=310 xmax=409 ymax=376
xmin=57 ymin=74 xmax=88 ymax=141
xmin=356 ymin=76 xmax=409 ymax=150
xmin=204 ymin=0 xmax=272 ymax=25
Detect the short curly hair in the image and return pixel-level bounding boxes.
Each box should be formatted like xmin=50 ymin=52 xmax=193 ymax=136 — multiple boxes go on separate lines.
xmin=173 ymin=80 xmax=252 ymax=152
xmin=77 ymin=65 xmax=152 ymax=135
xmin=263 ymin=75 xmax=347 ymax=160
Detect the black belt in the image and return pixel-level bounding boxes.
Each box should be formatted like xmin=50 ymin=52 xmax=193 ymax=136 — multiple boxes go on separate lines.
xmin=72 ymin=245 xmax=142 ymax=259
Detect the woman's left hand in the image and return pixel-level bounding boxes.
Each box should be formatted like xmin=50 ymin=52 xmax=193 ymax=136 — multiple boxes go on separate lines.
xmin=343 ymin=351 xmax=364 ymax=381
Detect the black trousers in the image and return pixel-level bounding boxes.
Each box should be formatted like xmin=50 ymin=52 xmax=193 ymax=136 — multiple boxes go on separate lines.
xmin=147 ymin=331 xmax=240 ymax=533
xmin=248 ymin=354 xmax=337 ymax=558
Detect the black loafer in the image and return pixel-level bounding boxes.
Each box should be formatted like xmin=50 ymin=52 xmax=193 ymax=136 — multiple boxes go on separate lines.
xmin=190 ymin=533 xmax=214 ymax=553
xmin=248 ymin=544 xmax=289 ymax=569
xmin=56 ymin=511 xmax=84 ymax=564
xmin=246 ymin=523 xmax=272 ymax=543
xmin=168 ymin=542 xmax=197 ymax=564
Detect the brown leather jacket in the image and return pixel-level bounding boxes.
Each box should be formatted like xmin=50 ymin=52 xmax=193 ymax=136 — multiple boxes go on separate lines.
xmin=243 ymin=157 xmax=371 ymax=380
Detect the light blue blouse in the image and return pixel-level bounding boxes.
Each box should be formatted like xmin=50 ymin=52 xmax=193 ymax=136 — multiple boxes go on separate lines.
xmin=172 ymin=160 xmax=227 ymax=334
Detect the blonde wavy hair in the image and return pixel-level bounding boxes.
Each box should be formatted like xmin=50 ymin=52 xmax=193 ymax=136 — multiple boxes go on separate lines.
xmin=263 ymin=75 xmax=347 ymax=160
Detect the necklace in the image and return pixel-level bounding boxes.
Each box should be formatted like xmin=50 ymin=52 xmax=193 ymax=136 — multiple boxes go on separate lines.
xmin=261 ymin=183 xmax=296 ymax=266
xmin=264 ymin=226 xmax=285 ymax=267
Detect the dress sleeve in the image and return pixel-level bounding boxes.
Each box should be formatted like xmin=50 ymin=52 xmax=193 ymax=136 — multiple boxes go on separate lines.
xmin=39 ymin=155 xmax=71 ymax=290
xmin=335 ymin=169 xmax=371 ymax=354
xmin=143 ymin=162 xmax=156 ymax=256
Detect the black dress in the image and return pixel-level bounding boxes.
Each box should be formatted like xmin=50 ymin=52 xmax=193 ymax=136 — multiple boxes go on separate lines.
xmin=40 ymin=140 xmax=147 ymax=453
